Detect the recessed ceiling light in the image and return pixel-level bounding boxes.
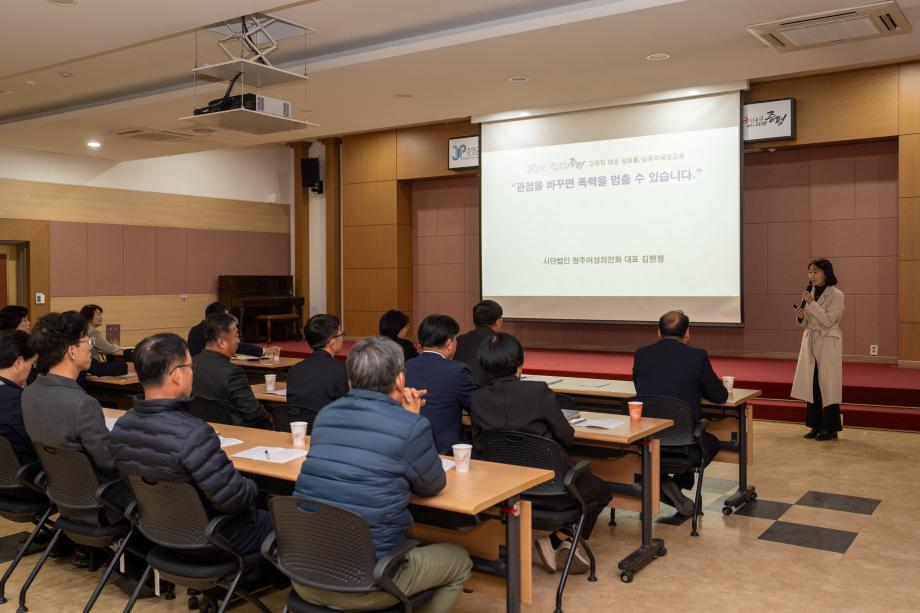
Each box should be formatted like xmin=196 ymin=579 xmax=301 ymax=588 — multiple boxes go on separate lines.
xmin=646 ymin=53 xmax=670 ymax=61
xmin=517 ymin=112 xmax=531 ymax=117
xmin=26 ymin=81 xmax=37 ymax=87
xmin=86 ymin=140 xmax=101 ymax=149
xmin=0 ymin=90 xmax=14 ymax=97
xmin=394 ymin=93 xmax=413 ymax=98
xmin=508 ymin=76 xmax=530 ymax=83
xmin=686 ymin=89 xmax=700 ymax=95
xmin=48 ymin=0 xmax=78 ymax=5
xmin=59 ymin=71 xmax=73 ymax=78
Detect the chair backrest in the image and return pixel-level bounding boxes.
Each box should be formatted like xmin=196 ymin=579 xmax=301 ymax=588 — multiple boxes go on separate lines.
xmin=268 ymin=496 xmax=378 ymax=593
xmin=480 ymin=431 xmax=569 ymax=496
xmin=271 ymin=405 xmax=320 ymax=434
xmin=629 ymin=395 xmax=695 ymax=446
xmin=189 ymin=397 xmax=234 ymax=425
xmin=34 ymin=444 xmax=102 ymax=514
xmin=555 ymin=393 xmax=579 ymax=419
xmin=0 ymin=436 xmax=23 ymax=489
xmin=126 ymin=475 xmax=212 ymax=549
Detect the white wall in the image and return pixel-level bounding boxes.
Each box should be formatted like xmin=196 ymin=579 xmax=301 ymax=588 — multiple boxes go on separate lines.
xmin=307 ymin=141 xmax=327 ymax=315
xmin=0 ymin=144 xmax=292 ymax=204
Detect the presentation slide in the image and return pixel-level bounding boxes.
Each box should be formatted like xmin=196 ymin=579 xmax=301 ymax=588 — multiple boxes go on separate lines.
xmin=480 ymin=92 xmax=742 ymax=324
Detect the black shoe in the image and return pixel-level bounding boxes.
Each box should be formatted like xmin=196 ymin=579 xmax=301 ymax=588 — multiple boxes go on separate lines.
xmin=804 ymin=429 xmax=819 ymax=439
xmin=815 ymin=430 xmax=838 ymax=441
xmin=661 ymin=478 xmax=695 ymax=516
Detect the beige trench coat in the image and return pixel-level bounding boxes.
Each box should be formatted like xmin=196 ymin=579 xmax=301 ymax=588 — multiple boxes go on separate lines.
xmin=791 ymin=285 xmax=845 ymax=408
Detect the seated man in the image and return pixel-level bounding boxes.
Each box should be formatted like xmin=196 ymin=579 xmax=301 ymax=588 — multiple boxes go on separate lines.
xmin=286 ymin=314 xmax=348 ymax=411
xmin=454 ymin=300 xmax=503 ymax=387
xmin=294 ymin=336 xmax=472 ymax=612
xmin=470 ymin=332 xmax=613 ymax=575
xmin=192 ymin=313 xmax=271 ymax=429
xmin=110 ymin=333 xmax=272 ymax=556
xmin=405 ymin=314 xmax=475 ymax=453
xmin=0 ymin=305 xmax=31 ymax=332
xmin=187 ymin=301 xmax=272 ymax=358
xmin=0 ymin=330 xmax=38 ymax=465
xmin=632 ymin=310 xmax=728 ymax=516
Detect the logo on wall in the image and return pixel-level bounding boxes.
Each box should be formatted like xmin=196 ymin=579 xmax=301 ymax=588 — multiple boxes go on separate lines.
xmin=743 ymin=97 xmax=795 ymax=142
xmin=448 ymin=135 xmax=480 ymax=169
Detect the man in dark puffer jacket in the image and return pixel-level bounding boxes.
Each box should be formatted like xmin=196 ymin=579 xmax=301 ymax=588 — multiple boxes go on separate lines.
xmin=109 ymin=332 xmax=272 ymax=555
xmin=294 ymin=336 xmax=472 ymax=612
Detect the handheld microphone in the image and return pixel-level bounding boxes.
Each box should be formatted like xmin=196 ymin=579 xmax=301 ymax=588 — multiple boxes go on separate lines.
xmin=799 ymin=283 xmax=813 ymax=309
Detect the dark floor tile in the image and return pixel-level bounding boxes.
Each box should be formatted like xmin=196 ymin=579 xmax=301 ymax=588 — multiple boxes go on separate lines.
xmin=759 ymin=521 xmax=858 ymax=553
xmin=0 ymin=531 xmax=31 ymax=563
xmin=796 ymin=491 xmax=881 ymax=515
xmin=733 ymin=499 xmax=793 ymax=520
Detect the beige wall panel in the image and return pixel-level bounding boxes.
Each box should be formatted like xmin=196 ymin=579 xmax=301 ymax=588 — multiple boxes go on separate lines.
xmin=900 ymin=323 xmax=920 ymax=361
xmin=396 ymin=224 xmax=413 ymax=269
xmin=397 ymin=268 xmax=412 ymax=313
xmin=900 ymin=197 xmax=920 ymax=261
xmin=343 ymin=310 xmax=380 ymax=337
xmin=343 ymin=268 xmax=402 ymax=313
xmin=900 ymin=261 xmax=920 ymax=323
xmin=901 ymin=134 xmax=920 ymax=198
xmin=396 ymin=121 xmax=480 ymax=180
xmin=342 ymin=181 xmax=398 ymax=226
xmin=746 ymin=65 xmax=899 ymax=145
xmin=50 ymin=294 xmax=217 ymax=342
xmin=0 ymin=218 xmax=50 ymax=319
xmin=900 ymin=62 xmax=920 ymax=135
xmin=342 ymin=131 xmax=397 ymax=184
xmin=0 ymin=179 xmax=289 ymax=233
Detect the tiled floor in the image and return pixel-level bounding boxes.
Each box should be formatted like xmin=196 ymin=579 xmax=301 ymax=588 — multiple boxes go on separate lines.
xmin=2 ymin=420 xmax=920 ymax=612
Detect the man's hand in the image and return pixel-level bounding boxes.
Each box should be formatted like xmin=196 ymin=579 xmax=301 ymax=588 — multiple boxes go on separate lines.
xmin=401 ymin=387 xmax=427 ymax=414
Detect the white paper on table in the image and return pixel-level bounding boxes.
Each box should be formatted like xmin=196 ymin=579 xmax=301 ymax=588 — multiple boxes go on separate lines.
xmin=219 ymin=437 xmax=243 ymax=448
xmin=233 ymin=355 xmax=260 ymax=361
xmin=441 ymin=458 xmax=456 ymax=471
xmin=232 ymin=446 xmax=307 ymax=463
xmin=104 ymin=416 xmax=119 ymax=431
xmin=269 ymin=389 xmax=287 ymax=397
xmin=578 ymin=381 xmax=611 ymax=388
xmin=521 ymin=375 xmax=563 ymax=385
xmin=580 ymin=416 xmax=628 ymax=430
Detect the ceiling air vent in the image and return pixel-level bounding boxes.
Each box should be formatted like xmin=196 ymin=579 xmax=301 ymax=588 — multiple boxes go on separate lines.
xmin=110 ymin=128 xmax=195 ymax=142
xmin=747 ymin=1 xmax=912 ymax=52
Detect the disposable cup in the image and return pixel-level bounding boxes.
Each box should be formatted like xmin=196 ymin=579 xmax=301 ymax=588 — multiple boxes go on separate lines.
xmin=290 ymin=421 xmax=308 ymax=447
xmin=722 ymin=376 xmax=735 ymax=393
xmin=628 ymin=401 xmax=643 ymax=422
xmin=452 ymin=443 xmax=472 ymax=472
xmin=265 ymin=374 xmax=277 ymax=392
xmin=271 ymin=352 xmax=280 ymax=364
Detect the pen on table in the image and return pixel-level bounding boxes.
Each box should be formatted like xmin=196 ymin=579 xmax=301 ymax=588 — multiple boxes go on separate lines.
xmin=264 ymin=449 xmax=270 ymax=460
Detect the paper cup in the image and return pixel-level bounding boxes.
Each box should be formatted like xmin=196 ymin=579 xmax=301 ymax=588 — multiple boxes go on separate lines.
xmin=452 ymin=443 xmax=472 ymax=472
xmin=290 ymin=421 xmax=308 ymax=447
xmin=628 ymin=401 xmax=643 ymax=422
xmin=722 ymin=376 xmax=735 ymax=393
xmin=264 ymin=374 xmax=277 ymax=392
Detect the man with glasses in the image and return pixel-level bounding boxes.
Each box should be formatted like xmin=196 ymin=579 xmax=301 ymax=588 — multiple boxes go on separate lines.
xmin=286 ymin=314 xmax=349 ymax=413
xmin=192 ymin=313 xmax=271 ymax=428
xmin=109 ymin=333 xmax=273 ymax=556
xmin=0 ymin=330 xmax=38 ymax=465
xmin=22 ymin=311 xmax=117 ymax=479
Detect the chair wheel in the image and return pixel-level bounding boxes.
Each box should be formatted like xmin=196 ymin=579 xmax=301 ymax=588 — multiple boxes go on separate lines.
xmin=0 ymin=595 xmax=7 ymax=604
xmin=620 ymin=571 xmax=634 ymax=583
xmin=691 ymin=530 xmax=700 ymax=537
xmin=751 ymin=492 xmax=758 ymax=500
xmin=657 ymin=547 xmax=667 ymax=557
xmin=722 ymin=506 xmax=733 ymax=516
xmin=588 ymin=574 xmax=598 ymax=582
xmin=187 ymin=596 xmax=199 ymax=610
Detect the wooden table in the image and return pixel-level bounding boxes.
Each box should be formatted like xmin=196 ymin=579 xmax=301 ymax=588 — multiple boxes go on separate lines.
xmin=231 ymin=356 xmax=302 ymax=383
xmin=85 ymin=369 xmax=140 ymax=409
xmin=103 ymin=408 xmax=550 ymax=611
xmin=523 ymin=374 xmax=761 ymax=515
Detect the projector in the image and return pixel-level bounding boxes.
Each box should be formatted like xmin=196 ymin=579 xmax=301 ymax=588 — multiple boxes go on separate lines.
xmin=193 ymin=93 xmax=291 ymax=118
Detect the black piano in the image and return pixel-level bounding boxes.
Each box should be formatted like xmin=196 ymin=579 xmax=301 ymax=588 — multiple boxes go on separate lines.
xmin=218 ymin=275 xmax=305 ymax=341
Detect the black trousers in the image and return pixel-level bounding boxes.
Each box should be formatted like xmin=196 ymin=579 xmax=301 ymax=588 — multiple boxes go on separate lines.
xmin=533 ymin=469 xmax=613 ymax=541
xmin=662 ymin=432 xmax=721 ymax=491
xmin=805 ymin=363 xmax=842 ymax=432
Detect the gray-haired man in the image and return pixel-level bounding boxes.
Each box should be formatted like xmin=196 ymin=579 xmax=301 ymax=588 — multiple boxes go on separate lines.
xmin=294 ymin=336 xmax=472 ymax=612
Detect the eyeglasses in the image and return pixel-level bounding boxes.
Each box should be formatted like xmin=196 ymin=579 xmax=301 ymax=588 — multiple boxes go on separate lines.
xmin=76 ymin=336 xmax=96 ymax=349
xmin=333 ymin=331 xmax=346 ymax=339
xmin=169 ymin=362 xmax=193 ymax=375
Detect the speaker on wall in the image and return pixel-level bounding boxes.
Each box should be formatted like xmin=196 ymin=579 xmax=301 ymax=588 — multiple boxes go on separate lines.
xmin=301 ymin=157 xmax=323 ymax=194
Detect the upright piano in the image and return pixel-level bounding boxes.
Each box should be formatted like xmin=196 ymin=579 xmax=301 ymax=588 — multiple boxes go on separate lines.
xmin=218 ymin=275 xmax=305 ymax=341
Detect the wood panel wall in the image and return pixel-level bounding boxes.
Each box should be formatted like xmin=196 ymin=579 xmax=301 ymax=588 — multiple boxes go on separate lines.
xmin=899 ymin=62 xmax=920 ymax=366
xmin=0 ymin=219 xmax=50 ymax=320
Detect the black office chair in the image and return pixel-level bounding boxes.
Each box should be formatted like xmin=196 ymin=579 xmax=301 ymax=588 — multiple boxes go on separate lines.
xmin=263 ymin=496 xmax=437 ymax=613
xmin=17 ymin=445 xmax=134 ymax=613
xmin=0 ymin=438 xmax=55 ymax=605
xmin=271 ymin=405 xmax=320 ymax=435
xmin=628 ymin=395 xmax=711 ymax=536
xmin=189 ymin=397 xmax=234 ymax=425
xmin=122 ymin=475 xmax=270 ymax=613
xmin=480 ymin=431 xmax=599 ymax=613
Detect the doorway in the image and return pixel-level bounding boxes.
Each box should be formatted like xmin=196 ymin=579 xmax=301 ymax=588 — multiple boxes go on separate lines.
xmin=0 ymin=241 xmax=29 ymax=308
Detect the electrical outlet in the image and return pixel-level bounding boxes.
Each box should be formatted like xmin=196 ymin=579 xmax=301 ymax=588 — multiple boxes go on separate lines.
xmin=179 ymin=293 xmax=189 ymax=302
xmin=35 ymin=292 xmax=45 ymax=304
xmin=870 ymin=344 xmax=879 ymax=356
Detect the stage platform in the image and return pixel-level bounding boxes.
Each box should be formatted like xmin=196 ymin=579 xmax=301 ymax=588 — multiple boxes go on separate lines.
xmin=270 ymin=340 xmax=920 ymax=431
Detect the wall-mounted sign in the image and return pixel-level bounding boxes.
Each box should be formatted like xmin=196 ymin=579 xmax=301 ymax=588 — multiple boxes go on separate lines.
xmin=448 ymin=135 xmax=480 ymax=169
xmin=743 ymin=97 xmax=795 ymax=142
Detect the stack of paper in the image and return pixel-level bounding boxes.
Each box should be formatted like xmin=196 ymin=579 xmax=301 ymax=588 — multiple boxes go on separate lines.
xmin=580 ymin=416 xmax=628 ymax=430
xmin=218 ymin=437 xmax=243 ymax=448
xmin=232 ymin=446 xmax=307 ymax=464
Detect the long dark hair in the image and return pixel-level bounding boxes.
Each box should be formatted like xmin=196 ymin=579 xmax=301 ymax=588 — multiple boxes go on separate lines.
xmin=809 ymin=258 xmax=838 ymax=286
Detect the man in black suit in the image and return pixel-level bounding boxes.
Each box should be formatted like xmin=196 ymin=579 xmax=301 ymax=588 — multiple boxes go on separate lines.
xmin=286 ymin=314 xmax=349 ymax=412
xmin=187 ymin=302 xmax=275 ymax=358
xmin=454 ymin=300 xmax=503 ymax=386
xmin=632 ymin=310 xmax=728 ymax=515
xmin=405 ymin=315 xmax=476 ymax=453
xmin=191 ymin=313 xmax=271 ymax=428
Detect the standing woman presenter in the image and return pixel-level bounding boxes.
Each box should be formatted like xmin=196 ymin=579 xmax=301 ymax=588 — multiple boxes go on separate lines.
xmin=791 ymin=258 xmax=844 ymax=441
